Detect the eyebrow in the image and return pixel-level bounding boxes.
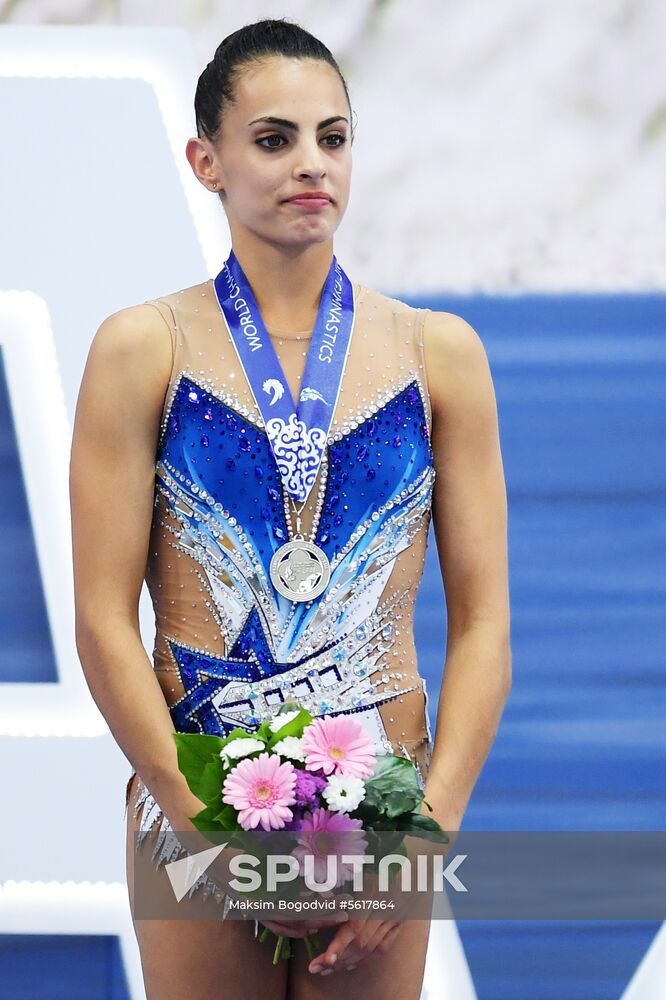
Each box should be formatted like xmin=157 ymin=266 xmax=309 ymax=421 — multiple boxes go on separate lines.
xmin=247 ymin=115 xmax=349 ymax=131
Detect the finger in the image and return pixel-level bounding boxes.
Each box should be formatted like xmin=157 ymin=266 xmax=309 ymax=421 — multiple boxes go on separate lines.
xmin=336 ymin=945 xmax=365 ymax=971
xmin=376 ymin=922 xmax=402 ymax=953
xmin=336 ymin=920 xmax=384 ymax=967
xmin=308 ymin=922 xmax=358 ymax=973
xmin=366 ymin=920 xmax=401 ymax=954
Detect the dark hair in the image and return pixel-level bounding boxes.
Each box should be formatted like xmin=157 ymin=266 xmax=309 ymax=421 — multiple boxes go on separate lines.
xmin=194 ymin=17 xmax=353 ymax=144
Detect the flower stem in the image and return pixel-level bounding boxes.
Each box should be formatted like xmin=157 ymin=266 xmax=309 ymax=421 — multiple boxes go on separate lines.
xmin=273 ymin=934 xmax=284 ymax=964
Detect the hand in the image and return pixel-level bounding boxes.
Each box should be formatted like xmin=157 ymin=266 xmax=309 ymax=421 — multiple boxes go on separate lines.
xmin=306 ymin=812 xmax=448 ymax=975
xmin=308 ymin=917 xmax=404 ymax=974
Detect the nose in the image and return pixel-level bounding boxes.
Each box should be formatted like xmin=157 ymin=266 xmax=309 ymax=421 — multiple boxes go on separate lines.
xmin=293 ymin=137 xmax=328 ymax=180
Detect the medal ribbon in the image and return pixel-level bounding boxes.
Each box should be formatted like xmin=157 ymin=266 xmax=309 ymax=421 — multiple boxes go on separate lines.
xmin=213 ymin=250 xmax=356 ymax=504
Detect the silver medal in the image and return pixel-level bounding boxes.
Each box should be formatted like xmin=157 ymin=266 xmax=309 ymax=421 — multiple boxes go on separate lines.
xmin=269 ymin=538 xmax=331 ymax=602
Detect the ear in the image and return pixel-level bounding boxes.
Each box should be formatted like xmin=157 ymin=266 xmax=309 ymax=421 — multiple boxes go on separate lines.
xmin=185 ymin=136 xmax=223 ymax=192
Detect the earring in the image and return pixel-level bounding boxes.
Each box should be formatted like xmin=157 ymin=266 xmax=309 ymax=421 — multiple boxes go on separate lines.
xmin=211 ymin=180 xmax=218 ymax=190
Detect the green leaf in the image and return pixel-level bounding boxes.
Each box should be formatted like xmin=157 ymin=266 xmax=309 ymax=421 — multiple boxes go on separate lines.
xmin=255 ymin=720 xmax=273 ymax=744
xmin=189 ymin=804 xmax=225 ymax=833
xmin=363 ymin=755 xmax=423 ymax=818
xmin=173 ymin=731 xmax=226 ymax=761
xmin=361 ymin=784 xmax=384 ymax=811
xmin=351 ymin=799 xmax=380 ymax=821
xmin=211 ymin=803 xmax=242 ymax=831
xmin=383 ymin=789 xmax=417 ymax=819
xmin=266 ymin=706 xmax=313 ymax=746
xmin=364 ymin=829 xmax=406 ymax=857
xmin=198 ymin=759 xmax=224 ymax=808
xmin=399 ymin=812 xmax=450 ymax=841
xmin=173 ymin=733 xmax=227 ymax=799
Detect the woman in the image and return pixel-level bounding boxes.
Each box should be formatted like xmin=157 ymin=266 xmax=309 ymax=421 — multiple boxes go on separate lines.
xmin=70 ymin=17 xmax=511 ymax=999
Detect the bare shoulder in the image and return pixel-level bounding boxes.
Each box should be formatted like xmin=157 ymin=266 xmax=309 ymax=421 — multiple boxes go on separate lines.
xmin=422 ymin=308 xmax=488 ymax=370
xmin=73 ymin=301 xmax=176 ymax=441
xmin=87 ymin=301 xmax=173 ymax=374
xmin=422 ymin=309 xmax=493 ymax=416
xmin=81 ymin=302 xmax=176 ymax=416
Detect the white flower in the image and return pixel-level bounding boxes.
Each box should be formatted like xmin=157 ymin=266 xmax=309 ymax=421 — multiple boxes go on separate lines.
xmin=269 ymin=709 xmax=301 ymax=733
xmin=272 ymin=736 xmax=306 ymax=761
xmin=322 ymin=774 xmax=366 ymax=813
xmin=220 ymin=737 xmax=265 ymax=765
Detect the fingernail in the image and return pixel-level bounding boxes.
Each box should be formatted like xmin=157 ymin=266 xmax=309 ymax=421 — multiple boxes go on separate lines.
xmin=348 ymin=964 xmax=358 ymax=972
xmin=310 ymin=964 xmax=322 ymax=973
xmin=321 ymin=968 xmax=334 ymax=976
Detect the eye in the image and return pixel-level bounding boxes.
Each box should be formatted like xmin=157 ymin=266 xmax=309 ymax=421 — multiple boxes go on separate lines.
xmin=323 ymin=133 xmax=347 ymax=147
xmin=256 ymin=132 xmax=348 ymax=150
xmin=257 ymin=134 xmax=287 ymax=149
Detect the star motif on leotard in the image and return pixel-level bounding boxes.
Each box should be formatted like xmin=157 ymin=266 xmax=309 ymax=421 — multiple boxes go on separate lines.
xmin=167 ymin=608 xmax=316 ymax=736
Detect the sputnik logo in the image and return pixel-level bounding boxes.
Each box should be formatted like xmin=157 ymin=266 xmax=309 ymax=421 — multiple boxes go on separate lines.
xmin=165 ymin=841 xmax=230 ymax=902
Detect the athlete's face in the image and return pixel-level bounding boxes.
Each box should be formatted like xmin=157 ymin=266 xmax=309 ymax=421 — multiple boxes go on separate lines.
xmin=191 ymin=56 xmax=353 ymax=248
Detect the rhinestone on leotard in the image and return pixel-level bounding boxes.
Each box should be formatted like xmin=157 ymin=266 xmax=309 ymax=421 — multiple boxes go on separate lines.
xmin=129 ymin=279 xmax=437 ymax=911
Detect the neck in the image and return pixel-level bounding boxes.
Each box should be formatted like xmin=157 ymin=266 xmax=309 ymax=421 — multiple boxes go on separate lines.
xmin=228 ymin=232 xmax=334 ymax=332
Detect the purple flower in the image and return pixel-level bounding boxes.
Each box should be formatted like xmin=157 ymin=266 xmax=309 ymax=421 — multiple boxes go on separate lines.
xmin=282 ymin=810 xmax=304 ymax=831
xmin=294 ymin=769 xmax=327 ymax=808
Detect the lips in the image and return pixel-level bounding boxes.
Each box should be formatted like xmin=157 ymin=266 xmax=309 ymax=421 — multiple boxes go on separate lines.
xmin=286 ymin=193 xmax=332 ymax=202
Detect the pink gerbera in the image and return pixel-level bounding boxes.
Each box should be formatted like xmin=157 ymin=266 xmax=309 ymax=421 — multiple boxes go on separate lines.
xmin=292 ymin=807 xmax=368 ymax=886
xmin=222 ymin=751 xmax=296 ymax=831
xmin=301 ymin=715 xmax=377 ymax=778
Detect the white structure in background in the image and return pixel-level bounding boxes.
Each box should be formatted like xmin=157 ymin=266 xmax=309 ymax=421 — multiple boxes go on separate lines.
xmin=0 ymin=26 xmax=476 ymax=1000
xmin=620 ymin=923 xmax=666 ymax=999
xmin=4 ymin=0 xmax=665 ymax=293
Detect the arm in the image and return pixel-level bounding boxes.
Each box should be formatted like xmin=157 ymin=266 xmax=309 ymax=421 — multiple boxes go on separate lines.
xmin=305 ymin=313 xmax=513 ymax=975
xmin=422 ymin=309 xmax=512 ymax=832
xmin=69 ymin=305 xmax=204 ymax=831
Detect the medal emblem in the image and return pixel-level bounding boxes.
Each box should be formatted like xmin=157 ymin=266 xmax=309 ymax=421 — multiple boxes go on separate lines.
xmin=269 ymin=539 xmax=331 ymax=602
xmin=213 ymin=249 xmax=355 ymax=603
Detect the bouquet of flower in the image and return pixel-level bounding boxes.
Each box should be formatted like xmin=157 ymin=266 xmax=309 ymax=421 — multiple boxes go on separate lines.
xmin=173 ymin=703 xmax=448 ymax=963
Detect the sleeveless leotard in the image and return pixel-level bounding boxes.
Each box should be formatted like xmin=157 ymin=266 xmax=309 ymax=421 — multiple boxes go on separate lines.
xmin=125 ymin=277 xmax=437 ymax=901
